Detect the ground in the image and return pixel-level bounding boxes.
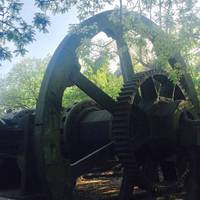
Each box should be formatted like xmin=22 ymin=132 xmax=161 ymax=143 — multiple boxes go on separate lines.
xmin=0 ymin=172 xmax=184 ymax=200
xmin=74 ymin=173 xmax=184 ymax=200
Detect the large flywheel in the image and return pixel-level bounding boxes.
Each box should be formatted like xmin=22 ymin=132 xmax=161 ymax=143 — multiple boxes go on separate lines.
xmin=33 ymin=9 xmax=199 ymax=200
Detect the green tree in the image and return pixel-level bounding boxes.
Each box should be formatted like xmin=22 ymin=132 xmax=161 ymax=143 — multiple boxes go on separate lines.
xmin=1 ymin=0 xmax=199 ymax=65
xmin=0 ymin=56 xmax=49 ymax=110
xmin=0 ymin=0 xmax=50 ymax=61
xmin=0 ymin=0 xmax=112 ymax=62
xmin=0 ymin=52 xmax=123 ymax=112
xmin=1 ymin=0 xmax=200 ymax=103
xmin=122 ymin=0 xmax=200 ymax=71
xmin=189 ymin=55 xmax=200 ymax=99
xmin=62 ymin=66 xmax=122 ymax=107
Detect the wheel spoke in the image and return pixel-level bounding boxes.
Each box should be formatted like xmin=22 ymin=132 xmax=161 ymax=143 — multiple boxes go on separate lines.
xmin=134 ymin=90 xmax=142 ymax=105
xmin=159 ymin=82 xmax=174 ymax=99
xmin=70 ymin=69 xmax=116 ymax=113
xmin=140 ymin=77 xmax=157 ymax=106
xmin=154 ymin=75 xmax=174 ymax=99
xmin=173 ymin=85 xmax=186 ymax=100
xmin=154 ymin=75 xmax=185 ymax=100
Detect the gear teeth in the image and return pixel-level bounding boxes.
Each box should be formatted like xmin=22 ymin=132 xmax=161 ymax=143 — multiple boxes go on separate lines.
xmin=112 ymin=72 xmax=145 ymax=179
xmin=117 ymin=95 xmax=133 ymax=101
xmin=121 ymin=85 xmax=138 ymax=91
xmin=112 ymin=69 xmax=192 ymax=190
xmin=119 ymin=89 xmax=136 ymax=94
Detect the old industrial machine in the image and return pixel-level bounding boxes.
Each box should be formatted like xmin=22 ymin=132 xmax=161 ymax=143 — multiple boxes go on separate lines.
xmin=0 ymin=10 xmax=200 ymax=200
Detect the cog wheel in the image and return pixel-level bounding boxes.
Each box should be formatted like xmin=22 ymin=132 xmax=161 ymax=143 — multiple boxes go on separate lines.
xmin=112 ymin=69 xmax=192 ymax=199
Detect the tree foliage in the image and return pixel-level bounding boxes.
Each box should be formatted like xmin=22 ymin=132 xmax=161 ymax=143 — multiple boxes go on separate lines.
xmin=189 ymin=56 xmax=200 ymax=99
xmin=0 ymin=56 xmax=49 ymax=112
xmin=0 ymin=0 xmax=113 ymax=62
xmin=0 ymin=51 xmax=123 ymax=113
xmin=34 ymin=0 xmax=113 ymax=19
xmin=1 ymin=0 xmax=200 ymax=111
xmin=1 ymin=0 xmax=199 ymax=64
xmin=0 ymin=0 xmax=50 ymax=62
xmin=121 ymin=0 xmax=200 ymax=72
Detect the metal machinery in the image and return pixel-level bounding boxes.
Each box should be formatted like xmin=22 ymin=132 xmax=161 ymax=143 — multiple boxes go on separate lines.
xmin=0 ymin=10 xmax=200 ymax=200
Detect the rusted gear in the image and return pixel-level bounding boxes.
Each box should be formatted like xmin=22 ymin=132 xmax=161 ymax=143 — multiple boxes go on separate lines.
xmin=112 ymin=69 xmax=191 ymax=199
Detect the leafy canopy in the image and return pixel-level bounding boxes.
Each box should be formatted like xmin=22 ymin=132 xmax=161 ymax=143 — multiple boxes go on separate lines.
xmin=1 ymin=0 xmax=200 ymax=112
xmin=0 ymin=56 xmax=49 ymax=112
xmin=1 ymin=0 xmax=200 ymax=64
xmin=0 ymin=0 xmax=112 ymax=62
xmin=0 ymin=0 xmax=50 ymax=61
xmin=0 ymin=49 xmax=123 ymax=113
